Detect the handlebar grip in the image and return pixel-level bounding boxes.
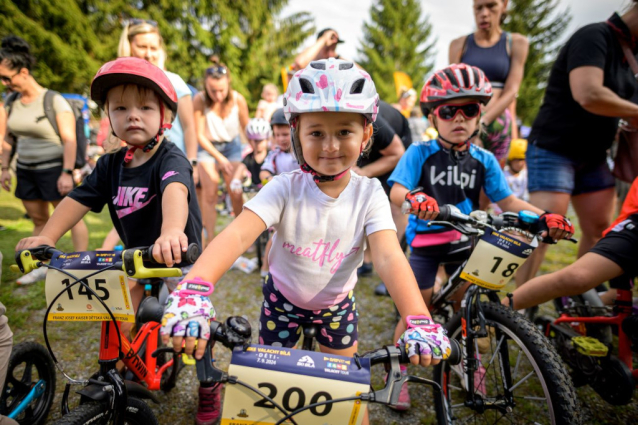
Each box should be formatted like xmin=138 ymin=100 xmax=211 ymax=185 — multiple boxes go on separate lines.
xmin=437 ymin=205 xmax=452 ymax=222
xmin=142 ymin=243 xmax=200 ymax=265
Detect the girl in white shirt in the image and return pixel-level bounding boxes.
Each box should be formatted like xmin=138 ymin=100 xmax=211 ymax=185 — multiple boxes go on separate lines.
xmin=160 ymin=59 xmax=450 ymax=422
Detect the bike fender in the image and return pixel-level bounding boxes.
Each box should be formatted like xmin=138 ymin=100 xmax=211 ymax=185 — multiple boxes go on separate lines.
xmin=76 ymin=381 xmax=160 ymax=404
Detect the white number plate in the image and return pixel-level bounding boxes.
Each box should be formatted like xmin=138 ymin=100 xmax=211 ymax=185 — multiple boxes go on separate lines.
xmin=221 ymin=344 xmax=370 ymax=425
xmin=460 ymin=230 xmax=537 ymax=290
xmin=45 ymin=251 xmax=134 ymax=323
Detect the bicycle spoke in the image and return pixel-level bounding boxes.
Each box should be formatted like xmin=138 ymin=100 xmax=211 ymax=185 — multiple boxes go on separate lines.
xmin=488 ymin=334 xmax=505 ymax=366
xmin=509 ymin=371 xmax=534 ymax=392
xmin=22 ymin=360 xmax=34 ymax=383
xmin=518 ymin=396 xmax=547 ymax=401
xmin=512 ymin=348 xmax=523 ymax=379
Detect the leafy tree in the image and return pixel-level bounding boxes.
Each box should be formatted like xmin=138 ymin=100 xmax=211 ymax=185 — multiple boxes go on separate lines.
xmin=503 ymin=0 xmax=571 ymax=125
xmin=1 ymin=0 xmax=314 ymax=109
xmin=358 ymin=0 xmax=436 ymax=103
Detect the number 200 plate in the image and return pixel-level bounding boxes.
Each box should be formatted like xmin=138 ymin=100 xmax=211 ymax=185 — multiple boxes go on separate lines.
xmin=221 ymin=344 xmax=370 ymax=425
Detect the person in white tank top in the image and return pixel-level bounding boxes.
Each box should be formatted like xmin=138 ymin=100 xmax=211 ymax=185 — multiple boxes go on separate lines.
xmin=193 ymin=60 xmax=250 ymax=245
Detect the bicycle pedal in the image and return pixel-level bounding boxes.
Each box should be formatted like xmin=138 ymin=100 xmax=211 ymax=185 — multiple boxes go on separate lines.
xmin=571 ymin=336 xmax=608 ymax=357
xmin=182 ymin=354 xmax=196 ymax=365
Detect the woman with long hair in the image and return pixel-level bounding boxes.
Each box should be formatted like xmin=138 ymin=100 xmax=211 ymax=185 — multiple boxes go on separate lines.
xmin=193 ymin=58 xmax=249 ymax=245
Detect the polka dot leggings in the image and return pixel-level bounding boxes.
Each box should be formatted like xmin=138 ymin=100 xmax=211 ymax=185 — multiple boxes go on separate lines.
xmin=258 ymin=275 xmax=359 ymax=349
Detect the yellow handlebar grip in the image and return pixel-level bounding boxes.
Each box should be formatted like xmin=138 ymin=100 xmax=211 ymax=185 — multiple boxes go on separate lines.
xmin=122 ymin=249 xmax=183 ymax=279
xmin=10 ymin=265 xmax=20 ymax=273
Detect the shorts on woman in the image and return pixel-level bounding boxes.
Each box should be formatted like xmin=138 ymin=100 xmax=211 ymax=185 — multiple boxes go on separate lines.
xmin=527 ymin=142 xmax=615 ymax=195
xmin=15 ymin=165 xmax=64 ymax=201
xmin=479 ymin=109 xmax=512 ymax=162
xmin=259 ymin=275 xmax=358 ymax=350
xmin=410 ymin=240 xmax=473 ymax=290
xmin=197 ymin=135 xmax=242 ymax=164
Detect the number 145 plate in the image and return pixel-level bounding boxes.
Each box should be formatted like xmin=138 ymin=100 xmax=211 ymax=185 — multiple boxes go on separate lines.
xmin=45 ymin=251 xmax=135 ymax=323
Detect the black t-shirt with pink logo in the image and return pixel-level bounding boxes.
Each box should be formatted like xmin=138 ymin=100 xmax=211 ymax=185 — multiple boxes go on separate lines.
xmin=69 ymin=142 xmax=202 ymax=264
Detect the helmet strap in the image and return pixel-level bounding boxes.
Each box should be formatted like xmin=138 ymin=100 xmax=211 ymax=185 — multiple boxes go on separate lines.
xmin=301 ymin=162 xmax=350 ymax=183
xmin=121 ymin=102 xmax=173 ymax=164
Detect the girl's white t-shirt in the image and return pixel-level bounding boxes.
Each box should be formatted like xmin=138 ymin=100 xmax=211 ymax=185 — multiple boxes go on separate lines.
xmin=244 ymin=169 xmax=396 ymax=310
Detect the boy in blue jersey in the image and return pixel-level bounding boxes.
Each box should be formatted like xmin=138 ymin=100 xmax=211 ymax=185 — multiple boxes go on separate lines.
xmin=386 ymin=64 xmax=574 ymax=409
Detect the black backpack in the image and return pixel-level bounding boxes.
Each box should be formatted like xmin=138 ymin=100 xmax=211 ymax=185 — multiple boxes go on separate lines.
xmin=5 ymin=90 xmax=87 ymax=169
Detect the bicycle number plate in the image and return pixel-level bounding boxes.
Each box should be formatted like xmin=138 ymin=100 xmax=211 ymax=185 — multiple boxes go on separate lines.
xmin=460 ymin=230 xmax=537 ymax=290
xmin=221 ymin=344 xmax=370 ymax=425
xmin=45 ymin=251 xmax=135 ymax=323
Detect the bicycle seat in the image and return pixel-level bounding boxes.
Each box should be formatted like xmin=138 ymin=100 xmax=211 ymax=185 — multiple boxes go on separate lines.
xmin=136 ymin=296 xmax=164 ymax=325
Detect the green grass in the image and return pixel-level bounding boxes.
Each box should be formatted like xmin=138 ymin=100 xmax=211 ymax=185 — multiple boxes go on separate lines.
xmin=1 ymin=184 xmax=636 ymax=424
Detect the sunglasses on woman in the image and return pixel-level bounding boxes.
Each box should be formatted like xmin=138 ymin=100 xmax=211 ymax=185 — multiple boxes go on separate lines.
xmin=129 ymin=18 xmax=158 ymax=27
xmin=206 ymin=66 xmax=228 ymax=78
xmin=433 ymin=102 xmax=481 ymax=121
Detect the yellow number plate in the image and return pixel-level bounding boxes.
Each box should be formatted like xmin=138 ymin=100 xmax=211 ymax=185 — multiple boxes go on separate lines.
xmin=45 ymin=251 xmax=134 ymax=323
xmin=221 ymin=345 xmax=370 ymax=425
xmin=460 ymin=230 xmax=537 ymax=290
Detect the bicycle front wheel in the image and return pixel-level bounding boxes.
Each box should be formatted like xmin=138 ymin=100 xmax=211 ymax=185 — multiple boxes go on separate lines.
xmin=51 ymin=398 xmax=158 ymax=425
xmin=433 ymin=302 xmax=580 ymax=425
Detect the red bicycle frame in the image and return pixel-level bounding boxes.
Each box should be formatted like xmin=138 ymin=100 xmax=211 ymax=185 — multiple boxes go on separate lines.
xmin=547 ymin=288 xmax=637 ymax=382
xmin=98 ymin=320 xmax=173 ymax=391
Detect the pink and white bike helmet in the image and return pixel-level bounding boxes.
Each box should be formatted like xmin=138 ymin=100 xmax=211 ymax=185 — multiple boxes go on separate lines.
xmin=245 ymin=118 xmax=271 ymax=141
xmin=283 ymin=58 xmax=379 ymax=170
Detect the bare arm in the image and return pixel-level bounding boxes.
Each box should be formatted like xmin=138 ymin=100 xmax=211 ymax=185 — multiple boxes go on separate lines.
xmin=293 ymin=35 xmax=330 ymax=71
xmin=177 ymin=95 xmax=198 ymax=161
xmin=482 ymin=34 xmax=529 ymax=124
xmin=15 ymin=197 xmax=90 ymax=250
xmin=57 ymin=110 xmax=77 ymax=195
xmin=1 ymin=114 xmax=13 ymax=191
xmin=153 ymin=182 xmax=190 ymax=267
xmin=448 ymin=36 xmax=466 ymax=64
xmin=236 ymin=93 xmax=250 ymax=146
xmin=389 ymin=182 xmax=410 ymax=208
xmin=570 ymin=66 xmax=638 ymax=120
xmin=356 ymin=135 xmax=405 ymax=177
xmin=184 ymin=209 xmax=266 ymax=283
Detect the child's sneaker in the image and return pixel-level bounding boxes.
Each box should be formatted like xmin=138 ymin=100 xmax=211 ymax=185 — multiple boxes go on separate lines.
xmin=196 ymin=384 xmax=222 ymax=425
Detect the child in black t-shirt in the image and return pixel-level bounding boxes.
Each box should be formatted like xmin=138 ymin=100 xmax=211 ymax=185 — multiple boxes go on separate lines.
xmin=16 ymin=57 xmax=202 ymax=313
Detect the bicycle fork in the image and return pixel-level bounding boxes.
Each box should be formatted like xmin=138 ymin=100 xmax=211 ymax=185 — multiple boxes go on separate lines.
xmin=458 ymin=287 xmax=515 ymax=414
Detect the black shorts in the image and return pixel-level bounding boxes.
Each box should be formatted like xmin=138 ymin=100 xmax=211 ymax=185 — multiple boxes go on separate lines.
xmin=410 ymin=240 xmax=473 ymax=290
xmin=590 ymin=217 xmax=638 ymax=290
xmin=15 ymin=166 xmax=64 ymax=202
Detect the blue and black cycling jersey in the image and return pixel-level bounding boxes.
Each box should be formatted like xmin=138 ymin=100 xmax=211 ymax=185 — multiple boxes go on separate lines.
xmin=388 ymin=140 xmax=512 ymax=246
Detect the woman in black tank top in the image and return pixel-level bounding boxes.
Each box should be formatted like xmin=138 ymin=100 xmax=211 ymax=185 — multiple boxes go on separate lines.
xmin=449 ymin=0 xmax=529 ymax=167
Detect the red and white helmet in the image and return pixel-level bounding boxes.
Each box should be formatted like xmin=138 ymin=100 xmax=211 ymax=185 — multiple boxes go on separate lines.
xmin=283 ymin=58 xmax=379 ymax=164
xmin=245 ymin=118 xmax=271 ymax=141
xmin=90 ymin=57 xmax=178 ymax=119
xmin=420 ymin=63 xmax=492 ymax=116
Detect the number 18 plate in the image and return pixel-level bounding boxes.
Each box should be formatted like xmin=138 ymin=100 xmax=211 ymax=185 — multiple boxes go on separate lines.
xmin=45 ymin=251 xmax=134 ymax=323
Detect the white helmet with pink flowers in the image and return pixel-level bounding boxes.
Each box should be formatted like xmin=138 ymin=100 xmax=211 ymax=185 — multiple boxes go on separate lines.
xmin=283 ymin=58 xmax=379 ymax=170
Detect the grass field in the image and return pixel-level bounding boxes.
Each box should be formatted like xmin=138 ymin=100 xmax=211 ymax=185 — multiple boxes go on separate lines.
xmin=1 ymin=180 xmax=637 ymax=424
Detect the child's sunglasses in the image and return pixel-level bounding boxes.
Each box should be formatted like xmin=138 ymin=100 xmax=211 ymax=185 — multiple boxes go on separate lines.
xmin=129 ymin=18 xmax=158 ymax=27
xmin=433 ymin=102 xmax=481 ymax=121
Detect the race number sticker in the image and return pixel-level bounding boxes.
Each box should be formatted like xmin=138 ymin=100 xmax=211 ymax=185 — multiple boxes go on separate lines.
xmin=45 ymin=251 xmax=134 ymax=323
xmin=221 ymin=344 xmax=370 ymax=425
xmin=460 ymin=230 xmax=537 ymax=290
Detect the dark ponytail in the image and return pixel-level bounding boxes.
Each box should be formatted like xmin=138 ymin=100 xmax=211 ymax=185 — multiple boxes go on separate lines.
xmin=0 ymin=35 xmax=35 ymax=71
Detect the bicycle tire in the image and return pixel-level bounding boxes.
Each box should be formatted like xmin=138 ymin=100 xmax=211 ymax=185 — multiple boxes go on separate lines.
xmin=0 ymin=341 xmax=56 ymax=425
xmin=433 ymin=302 xmax=581 ymax=425
xmin=51 ymin=398 xmax=158 ymax=425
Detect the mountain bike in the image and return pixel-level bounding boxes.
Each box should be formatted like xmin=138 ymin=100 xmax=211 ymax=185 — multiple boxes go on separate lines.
xmin=425 ymin=205 xmax=581 ymax=424
xmin=12 ymin=243 xmax=199 ymax=425
xmin=0 ymin=341 xmax=56 ymax=425
xmin=533 ymin=277 xmax=638 ymax=406
xmin=153 ymin=317 xmax=462 ymax=425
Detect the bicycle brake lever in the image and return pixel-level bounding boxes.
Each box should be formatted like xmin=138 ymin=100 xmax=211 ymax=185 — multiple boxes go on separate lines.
xmin=196 ymin=322 xmax=228 ymax=385
xmin=428 ymin=221 xmax=481 ymax=236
